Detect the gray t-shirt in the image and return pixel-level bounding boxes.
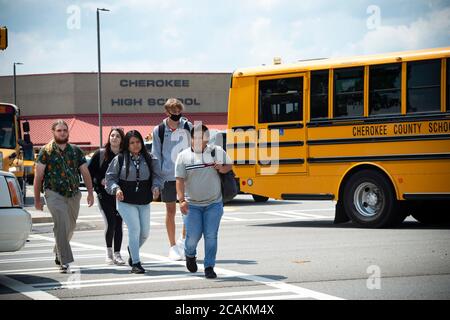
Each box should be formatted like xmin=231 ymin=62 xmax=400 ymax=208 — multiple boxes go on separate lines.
xmin=175 ymin=144 xmax=232 ymax=206
xmin=151 ymin=118 xmax=192 ymax=183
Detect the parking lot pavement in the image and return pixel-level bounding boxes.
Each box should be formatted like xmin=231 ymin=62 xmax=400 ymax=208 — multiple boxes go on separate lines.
xmin=1 ymin=189 xmax=450 ymax=300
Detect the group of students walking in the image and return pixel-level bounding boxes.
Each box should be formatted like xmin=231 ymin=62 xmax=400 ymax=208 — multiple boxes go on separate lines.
xmin=33 ymin=98 xmax=232 ymax=278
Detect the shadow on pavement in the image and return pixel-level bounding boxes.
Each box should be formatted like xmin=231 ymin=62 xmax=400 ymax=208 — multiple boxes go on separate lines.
xmin=224 ymin=199 xmax=300 ymax=207
xmin=213 ymin=274 xmax=287 ymax=283
xmin=213 ymin=259 xmax=258 ymax=265
xmin=250 ymin=219 xmax=450 ymax=230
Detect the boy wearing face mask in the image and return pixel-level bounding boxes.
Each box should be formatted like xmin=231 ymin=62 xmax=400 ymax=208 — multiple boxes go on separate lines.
xmin=151 ymin=98 xmax=192 ymax=261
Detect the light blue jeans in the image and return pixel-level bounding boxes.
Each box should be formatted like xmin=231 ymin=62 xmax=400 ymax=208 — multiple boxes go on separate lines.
xmin=117 ymin=201 xmax=150 ymax=264
xmin=182 ymin=201 xmax=224 ymax=268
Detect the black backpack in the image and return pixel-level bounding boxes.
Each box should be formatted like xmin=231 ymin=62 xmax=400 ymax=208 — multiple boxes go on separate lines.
xmin=157 ymin=119 xmax=191 ymax=153
xmin=117 ymin=153 xmax=154 ymax=205
xmin=211 ymin=147 xmax=238 ymax=203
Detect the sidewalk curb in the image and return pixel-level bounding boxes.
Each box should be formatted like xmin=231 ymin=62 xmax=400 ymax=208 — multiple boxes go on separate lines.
xmin=32 ymin=216 xmax=53 ymax=224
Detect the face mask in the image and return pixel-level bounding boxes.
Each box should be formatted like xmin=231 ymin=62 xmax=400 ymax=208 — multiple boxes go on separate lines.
xmin=169 ymin=113 xmax=182 ymax=122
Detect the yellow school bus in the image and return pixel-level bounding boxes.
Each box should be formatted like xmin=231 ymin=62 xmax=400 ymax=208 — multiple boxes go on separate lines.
xmin=227 ymin=47 xmax=450 ymax=228
xmin=0 ymin=103 xmax=34 ymax=199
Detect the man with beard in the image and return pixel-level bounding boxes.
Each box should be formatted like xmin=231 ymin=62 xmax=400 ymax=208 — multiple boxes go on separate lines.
xmin=34 ymin=120 xmax=94 ymax=273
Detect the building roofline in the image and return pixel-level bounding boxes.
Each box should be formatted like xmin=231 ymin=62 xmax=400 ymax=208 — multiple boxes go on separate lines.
xmin=0 ymin=71 xmax=232 ymax=78
xmin=20 ymin=112 xmax=228 ymax=120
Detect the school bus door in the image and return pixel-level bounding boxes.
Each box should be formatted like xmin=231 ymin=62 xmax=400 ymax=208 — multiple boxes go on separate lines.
xmin=256 ymin=74 xmax=307 ymax=175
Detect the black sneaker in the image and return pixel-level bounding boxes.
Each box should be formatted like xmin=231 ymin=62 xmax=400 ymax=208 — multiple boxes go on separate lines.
xmin=55 ymin=254 xmax=60 ymax=266
xmin=127 ymin=246 xmax=132 ymax=267
xmin=204 ymin=267 xmax=217 ymax=279
xmin=131 ymin=262 xmax=145 ymax=274
xmin=186 ymin=256 xmax=198 ymax=273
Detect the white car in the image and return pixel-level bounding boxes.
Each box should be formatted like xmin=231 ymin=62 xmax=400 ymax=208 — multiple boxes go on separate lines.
xmin=0 ymin=170 xmax=32 ymax=252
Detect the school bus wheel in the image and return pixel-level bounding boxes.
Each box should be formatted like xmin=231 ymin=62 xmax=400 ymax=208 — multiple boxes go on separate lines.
xmin=343 ymin=169 xmax=405 ymax=228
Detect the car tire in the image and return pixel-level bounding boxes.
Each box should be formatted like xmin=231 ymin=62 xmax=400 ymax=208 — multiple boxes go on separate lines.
xmin=343 ymin=169 xmax=405 ymax=228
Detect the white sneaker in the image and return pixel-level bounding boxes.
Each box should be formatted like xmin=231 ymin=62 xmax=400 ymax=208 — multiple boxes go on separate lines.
xmin=105 ymin=248 xmax=114 ymax=265
xmin=176 ymin=238 xmax=186 ymax=260
xmin=113 ymin=252 xmax=126 ymax=265
xmin=168 ymin=245 xmax=183 ymax=261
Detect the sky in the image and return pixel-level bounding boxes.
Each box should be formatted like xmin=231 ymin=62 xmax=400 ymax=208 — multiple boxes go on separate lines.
xmin=0 ymin=0 xmax=449 ymax=76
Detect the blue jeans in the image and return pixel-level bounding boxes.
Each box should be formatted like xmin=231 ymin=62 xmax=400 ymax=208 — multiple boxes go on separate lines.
xmin=183 ymin=201 xmax=224 ymax=268
xmin=117 ymin=201 xmax=150 ymax=264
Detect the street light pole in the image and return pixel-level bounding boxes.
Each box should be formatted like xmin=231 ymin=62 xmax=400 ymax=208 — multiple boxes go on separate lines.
xmin=13 ymin=62 xmax=23 ymax=106
xmin=97 ymin=8 xmax=109 ymax=148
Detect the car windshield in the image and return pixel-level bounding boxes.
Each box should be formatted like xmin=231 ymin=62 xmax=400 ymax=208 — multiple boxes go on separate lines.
xmin=0 ymin=113 xmax=16 ymax=149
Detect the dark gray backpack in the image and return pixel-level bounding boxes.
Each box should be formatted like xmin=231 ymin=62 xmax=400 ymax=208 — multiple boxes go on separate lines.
xmin=211 ymin=147 xmax=238 ymax=203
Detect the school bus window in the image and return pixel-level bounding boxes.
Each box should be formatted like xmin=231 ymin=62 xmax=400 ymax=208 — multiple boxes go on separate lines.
xmin=407 ymin=59 xmax=441 ymax=113
xmin=333 ymin=67 xmax=364 ymax=118
xmin=258 ymin=77 xmax=303 ymax=123
xmin=310 ymin=70 xmax=329 ymax=119
xmin=369 ymin=63 xmax=401 ymax=116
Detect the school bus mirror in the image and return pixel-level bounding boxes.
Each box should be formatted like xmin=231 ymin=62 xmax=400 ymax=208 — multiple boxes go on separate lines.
xmin=23 ymin=145 xmax=34 ymax=161
xmin=0 ymin=27 xmax=7 ymax=50
xmin=22 ymin=121 xmax=30 ymax=133
xmin=23 ymin=132 xmax=31 ymax=144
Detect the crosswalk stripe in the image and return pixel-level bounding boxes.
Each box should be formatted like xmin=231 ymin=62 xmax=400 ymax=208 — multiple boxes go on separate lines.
xmin=29 ymin=234 xmax=344 ymax=300
xmin=0 ymin=261 xmax=166 ymax=275
xmin=138 ymin=288 xmax=288 ymax=300
xmin=0 ymin=247 xmax=97 ymax=256
xmin=233 ymin=294 xmax=307 ymax=300
xmin=34 ymin=273 xmax=206 ymax=288
xmin=23 ymin=243 xmax=56 ymax=248
xmin=0 ymin=275 xmax=59 ymax=300
xmin=37 ymin=275 xmax=203 ymax=290
xmin=0 ymin=254 xmax=105 ymax=264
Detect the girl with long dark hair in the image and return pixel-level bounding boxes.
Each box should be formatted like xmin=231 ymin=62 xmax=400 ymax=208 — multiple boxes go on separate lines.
xmin=88 ymin=127 xmax=126 ymax=265
xmin=105 ymin=130 xmax=163 ymax=274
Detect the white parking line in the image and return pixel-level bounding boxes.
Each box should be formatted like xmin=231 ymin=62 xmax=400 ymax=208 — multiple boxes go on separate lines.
xmin=221 ymin=216 xmax=245 ymax=221
xmin=29 ymin=234 xmax=344 ymax=300
xmin=279 ymin=211 xmax=331 ymax=219
xmin=262 ymin=212 xmax=305 ymax=219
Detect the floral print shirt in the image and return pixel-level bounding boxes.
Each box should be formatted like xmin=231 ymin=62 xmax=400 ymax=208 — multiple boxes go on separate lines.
xmin=37 ymin=141 xmax=87 ymax=197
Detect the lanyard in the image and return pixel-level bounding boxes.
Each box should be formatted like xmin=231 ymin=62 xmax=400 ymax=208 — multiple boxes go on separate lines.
xmin=131 ymin=154 xmax=141 ymax=192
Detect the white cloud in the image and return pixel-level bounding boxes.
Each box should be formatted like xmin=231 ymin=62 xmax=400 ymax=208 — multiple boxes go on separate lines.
xmin=1 ymin=1 xmax=449 ymax=75
xmin=342 ymin=7 xmax=450 ymax=56
xmin=160 ymin=26 xmax=183 ymax=48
